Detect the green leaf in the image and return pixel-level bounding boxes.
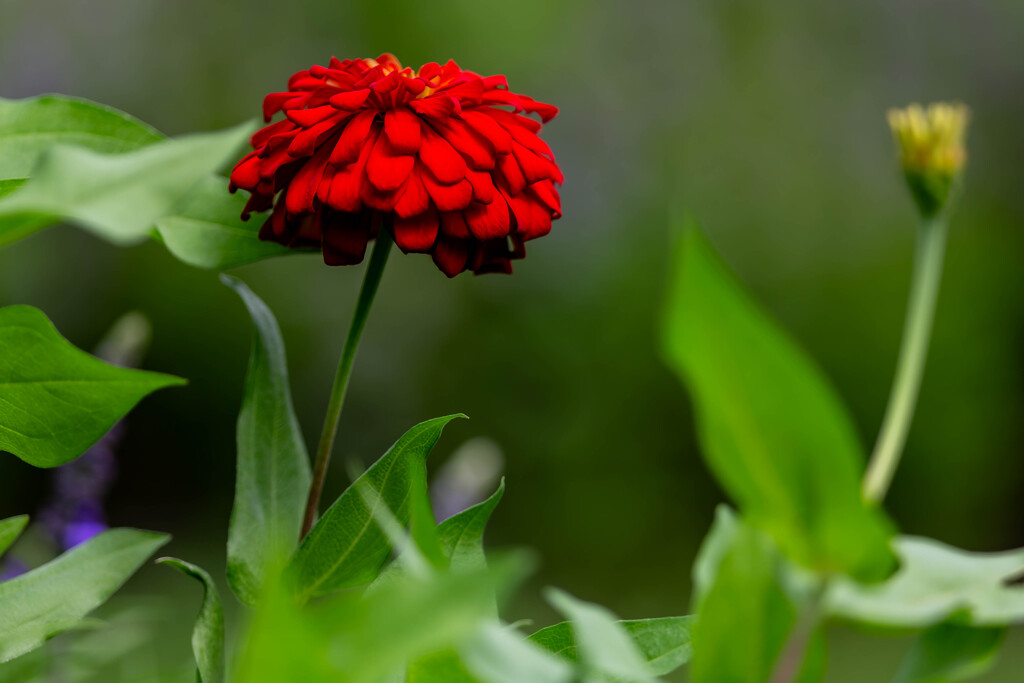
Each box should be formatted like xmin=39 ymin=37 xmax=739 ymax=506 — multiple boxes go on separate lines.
xmin=459 ymin=623 xmax=574 ymax=683
xmin=238 ymin=554 xmax=528 ymax=683
xmin=529 ymin=616 xmax=695 ymax=677
xmin=0 ymin=515 xmax=29 ymax=558
xmin=438 ymin=479 xmax=506 ymax=572
xmin=0 ymin=95 xmax=162 ymax=183
xmin=409 ymin=458 xmax=447 ymax=571
xmin=154 ymin=177 xmax=292 ymax=270
xmin=893 ymin=622 xmax=1006 ymax=683
xmin=690 ymin=513 xmax=825 ymax=683
xmin=661 ymin=226 xmax=894 ymax=581
xmin=0 ymin=121 xmax=253 ymax=248
xmin=0 ymin=305 xmax=185 ymax=468
xmin=157 ymin=558 xmax=225 ymax=683
xmin=826 ymin=536 xmax=1024 ymax=628
xmin=545 ymin=588 xmax=656 ymax=683
xmin=222 ymin=276 xmax=311 ymax=606
xmin=0 ymin=528 xmax=169 ymax=662
xmin=289 ymin=415 xmax=465 ymax=601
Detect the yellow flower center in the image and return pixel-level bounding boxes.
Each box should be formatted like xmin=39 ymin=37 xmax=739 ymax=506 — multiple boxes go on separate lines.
xmin=887 ymin=102 xmax=969 ymax=177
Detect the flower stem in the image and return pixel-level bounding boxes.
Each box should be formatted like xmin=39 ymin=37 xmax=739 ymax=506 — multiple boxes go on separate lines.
xmin=862 ymin=214 xmax=949 ymax=504
xmin=301 ymin=230 xmax=393 ymax=538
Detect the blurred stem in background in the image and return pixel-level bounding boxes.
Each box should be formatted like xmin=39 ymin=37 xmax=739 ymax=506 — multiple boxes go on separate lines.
xmin=862 ymin=215 xmax=949 ymax=503
xmin=302 ymin=230 xmax=394 ymax=537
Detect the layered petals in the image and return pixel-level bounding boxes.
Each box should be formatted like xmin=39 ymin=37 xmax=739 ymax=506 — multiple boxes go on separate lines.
xmin=229 ymin=53 xmax=562 ymax=276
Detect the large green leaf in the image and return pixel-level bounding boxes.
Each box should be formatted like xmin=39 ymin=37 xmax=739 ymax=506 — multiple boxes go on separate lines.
xmin=0 ymin=528 xmax=169 ymax=662
xmin=0 ymin=305 xmax=185 ymax=468
xmin=158 ymin=558 xmax=225 ymax=683
xmin=545 ymin=588 xmax=656 ymax=683
xmin=0 ymin=516 xmax=28 ymax=557
xmin=0 ymin=95 xmax=162 ymax=183
xmin=529 ymin=616 xmax=695 ymax=677
xmin=154 ymin=178 xmax=292 ymax=270
xmin=438 ymin=479 xmax=505 ymax=572
xmin=237 ymin=555 xmax=527 ymax=683
xmin=893 ymin=622 xmax=1005 ymax=683
xmin=689 ymin=510 xmax=825 ymax=683
xmin=222 ymin=277 xmax=311 ymax=606
xmin=289 ymin=415 xmax=465 ymax=601
xmin=460 ymin=623 xmax=574 ymax=683
xmin=662 ymin=226 xmax=894 ymax=581
xmin=0 ymin=122 xmax=252 ymax=248
xmin=826 ymin=536 xmax=1024 ymax=628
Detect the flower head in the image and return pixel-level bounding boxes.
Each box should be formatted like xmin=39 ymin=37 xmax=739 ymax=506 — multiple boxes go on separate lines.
xmin=230 ymin=54 xmax=563 ymax=276
xmin=887 ymin=102 xmax=969 ymax=216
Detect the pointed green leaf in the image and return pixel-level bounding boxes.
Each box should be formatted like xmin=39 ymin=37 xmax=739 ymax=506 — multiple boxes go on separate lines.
xmin=529 ymin=615 xmax=695 ymax=677
xmin=222 ymin=277 xmax=311 ymax=606
xmin=459 ymin=623 xmax=574 ymax=683
xmin=154 ymin=177 xmax=292 ymax=270
xmin=409 ymin=460 xmax=447 ymax=571
xmin=0 ymin=528 xmax=169 ymax=662
xmin=662 ymin=226 xmax=894 ymax=581
xmin=545 ymin=588 xmax=656 ymax=683
xmin=289 ymin=415 xmax=465 ymax=600
xmin=827 ymin=537 xmax=1024 ymax=628
xmin=438 ymin=479 xmax=505 ymax=572
xmin=158 ymin=558 xmax=225 ymax=683
xmin=0 ymin=121 xmax=253 ymax=248
xmin=0 ymin=95 xmax=162 ymax=183
xmin=0 ymin=305 xmax=185 ymax=468
xmin=893 ymin=622 xmax=1005 ymax=683
xmin=690 ymin=513 xmax=825 ymax=683
xmin=0 ymin=515 xmax=28 ymax=558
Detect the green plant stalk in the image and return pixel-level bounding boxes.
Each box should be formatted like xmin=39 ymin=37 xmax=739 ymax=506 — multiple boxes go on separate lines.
xmin=301 ymin=230 xmax=393 ymax=537
xmin=862 ymin=214 xmax=949 ymax=504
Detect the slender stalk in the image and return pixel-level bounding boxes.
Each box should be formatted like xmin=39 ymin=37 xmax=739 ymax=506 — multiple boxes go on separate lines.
xmin=301 ymin=230 xmax=393 ymax=537
xmin=862 ymin=214 xmax=949 ymax=504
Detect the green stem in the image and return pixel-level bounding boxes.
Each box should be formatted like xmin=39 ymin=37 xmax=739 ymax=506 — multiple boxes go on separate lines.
xmin=862 ymin=214 xmax=949 ymax=504
xmin=301 ymin=229 xmax=393 ymax=537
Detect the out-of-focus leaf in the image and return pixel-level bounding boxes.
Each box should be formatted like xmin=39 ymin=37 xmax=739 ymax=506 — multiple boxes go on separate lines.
xmin=529 ymin=616 xmax=695 ymax=677
xmin=289 ymin=415 xmax=465 ymax=601
xmin=826 ymin=537 xmax=1024 ymax=628
xmin=0 ymin=95 xmax=162 ymax=183
xmin=0 ymin=516 xmax=29 ymax=557
xmin=154 ymin=178 xmax=291 ymax=270
xmin=409 ymin=459 xmax=447 ymax=571
xmin=0 ymin=122 xmax=252 ymax=248
xmin=438 ymin=479 xmax=505 ymax=573
xmin=690 ymin=505 xmax=740 ymax=605
xmin=237 ymin=554 xmax=528 ymax=683
xmin=545 ymin=588 xmax=656 ymax=683
xmin=690 ymin=513 xmax=825 ymax=683
xmin=661 ymin=226 xmax=894 ymax=581
xmin=459 ymin=623 xmax=574 ymax=683
xmin=893 ymin=622 xmax=1005 ymax=683
xmin=158 ymin=558 xmax=225 ymax=683
xmin=0 ymin=528 xmax=168 ymax=662
xmin=407 ymin=650 xmax=480 ymax=683
xmin=222 ymin=277 xmax=311 ymax=606
xmin=0 ymin=306 xmax=185 ymax=468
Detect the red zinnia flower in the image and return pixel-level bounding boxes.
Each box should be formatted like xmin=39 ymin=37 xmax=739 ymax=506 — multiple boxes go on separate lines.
xmin=229 ymin=54 xmax=563 ymax=277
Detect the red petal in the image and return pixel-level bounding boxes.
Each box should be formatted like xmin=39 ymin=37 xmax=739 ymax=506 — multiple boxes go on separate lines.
xmin=436 ymin=117 xmax=495 ymax=170
xmin=287 ymin=116 xmax=344 ymax=157
xmin=497 ymin=153 xmax=527 ymax=195
xmin=329 ymin=89 xmax=371 ymax=110
xmin=394 ymin=169 xmax=430 ymax=218
xmin=507 ymin=189 xmax=553 ymax=240
xmin=325 ymin=129 xmax=377 ymax=212
xmin=263 ymin=92 xmax=301 ymax=121
xmin=511 ymin=140 xmax=560 ymax=184
xmin=330 ymin=110 xmax=376 ymax=165
xmin=393 ymin=209 xmax=440 ymax=253
xmin=433 ymin=238 xmax=469 ymax=277
xmin=322 ymin=211 xmax=372 ymax=265
xmin=418 ymin=128 xmax=467 ymax=184
xmin=529 ymin=180 xmax=562 ymax=218
xmin=384 ymin=108 xmax=423 ymax=154
xmin=465 ymin=170 xmax=496 ymax=204
xmin=422 ymin=171 xmax=473 ymax=211
xmin=230 ymin=153 xmax=262 ymax=192
xmin=464 ymin=197 xmax=511 ymax=240
xmin=440 ymin=211 xmax=471 ymax=238
xmin=286 ymin=105 xmax=342 ymax=128
xmin=460 ymin=110 xmax=513 ymax=154
xmin=285 ymin=144 xmax=331 ymax=214
xmin=365 ymin=134 xmax=414 ymax=191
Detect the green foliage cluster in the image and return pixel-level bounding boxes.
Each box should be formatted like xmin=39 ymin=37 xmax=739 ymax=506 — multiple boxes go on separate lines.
xmin=0 ymin=94 xmax=1020 ymax=683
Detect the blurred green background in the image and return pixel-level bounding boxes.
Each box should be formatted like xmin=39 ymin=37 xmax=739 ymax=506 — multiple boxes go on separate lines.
xmin=1 ymin=0 xmax=1023 ymax=680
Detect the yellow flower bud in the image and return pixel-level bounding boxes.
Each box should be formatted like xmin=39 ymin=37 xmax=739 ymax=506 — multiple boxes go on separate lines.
xmin=887 ymin=102 xmax=969 ymax=216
